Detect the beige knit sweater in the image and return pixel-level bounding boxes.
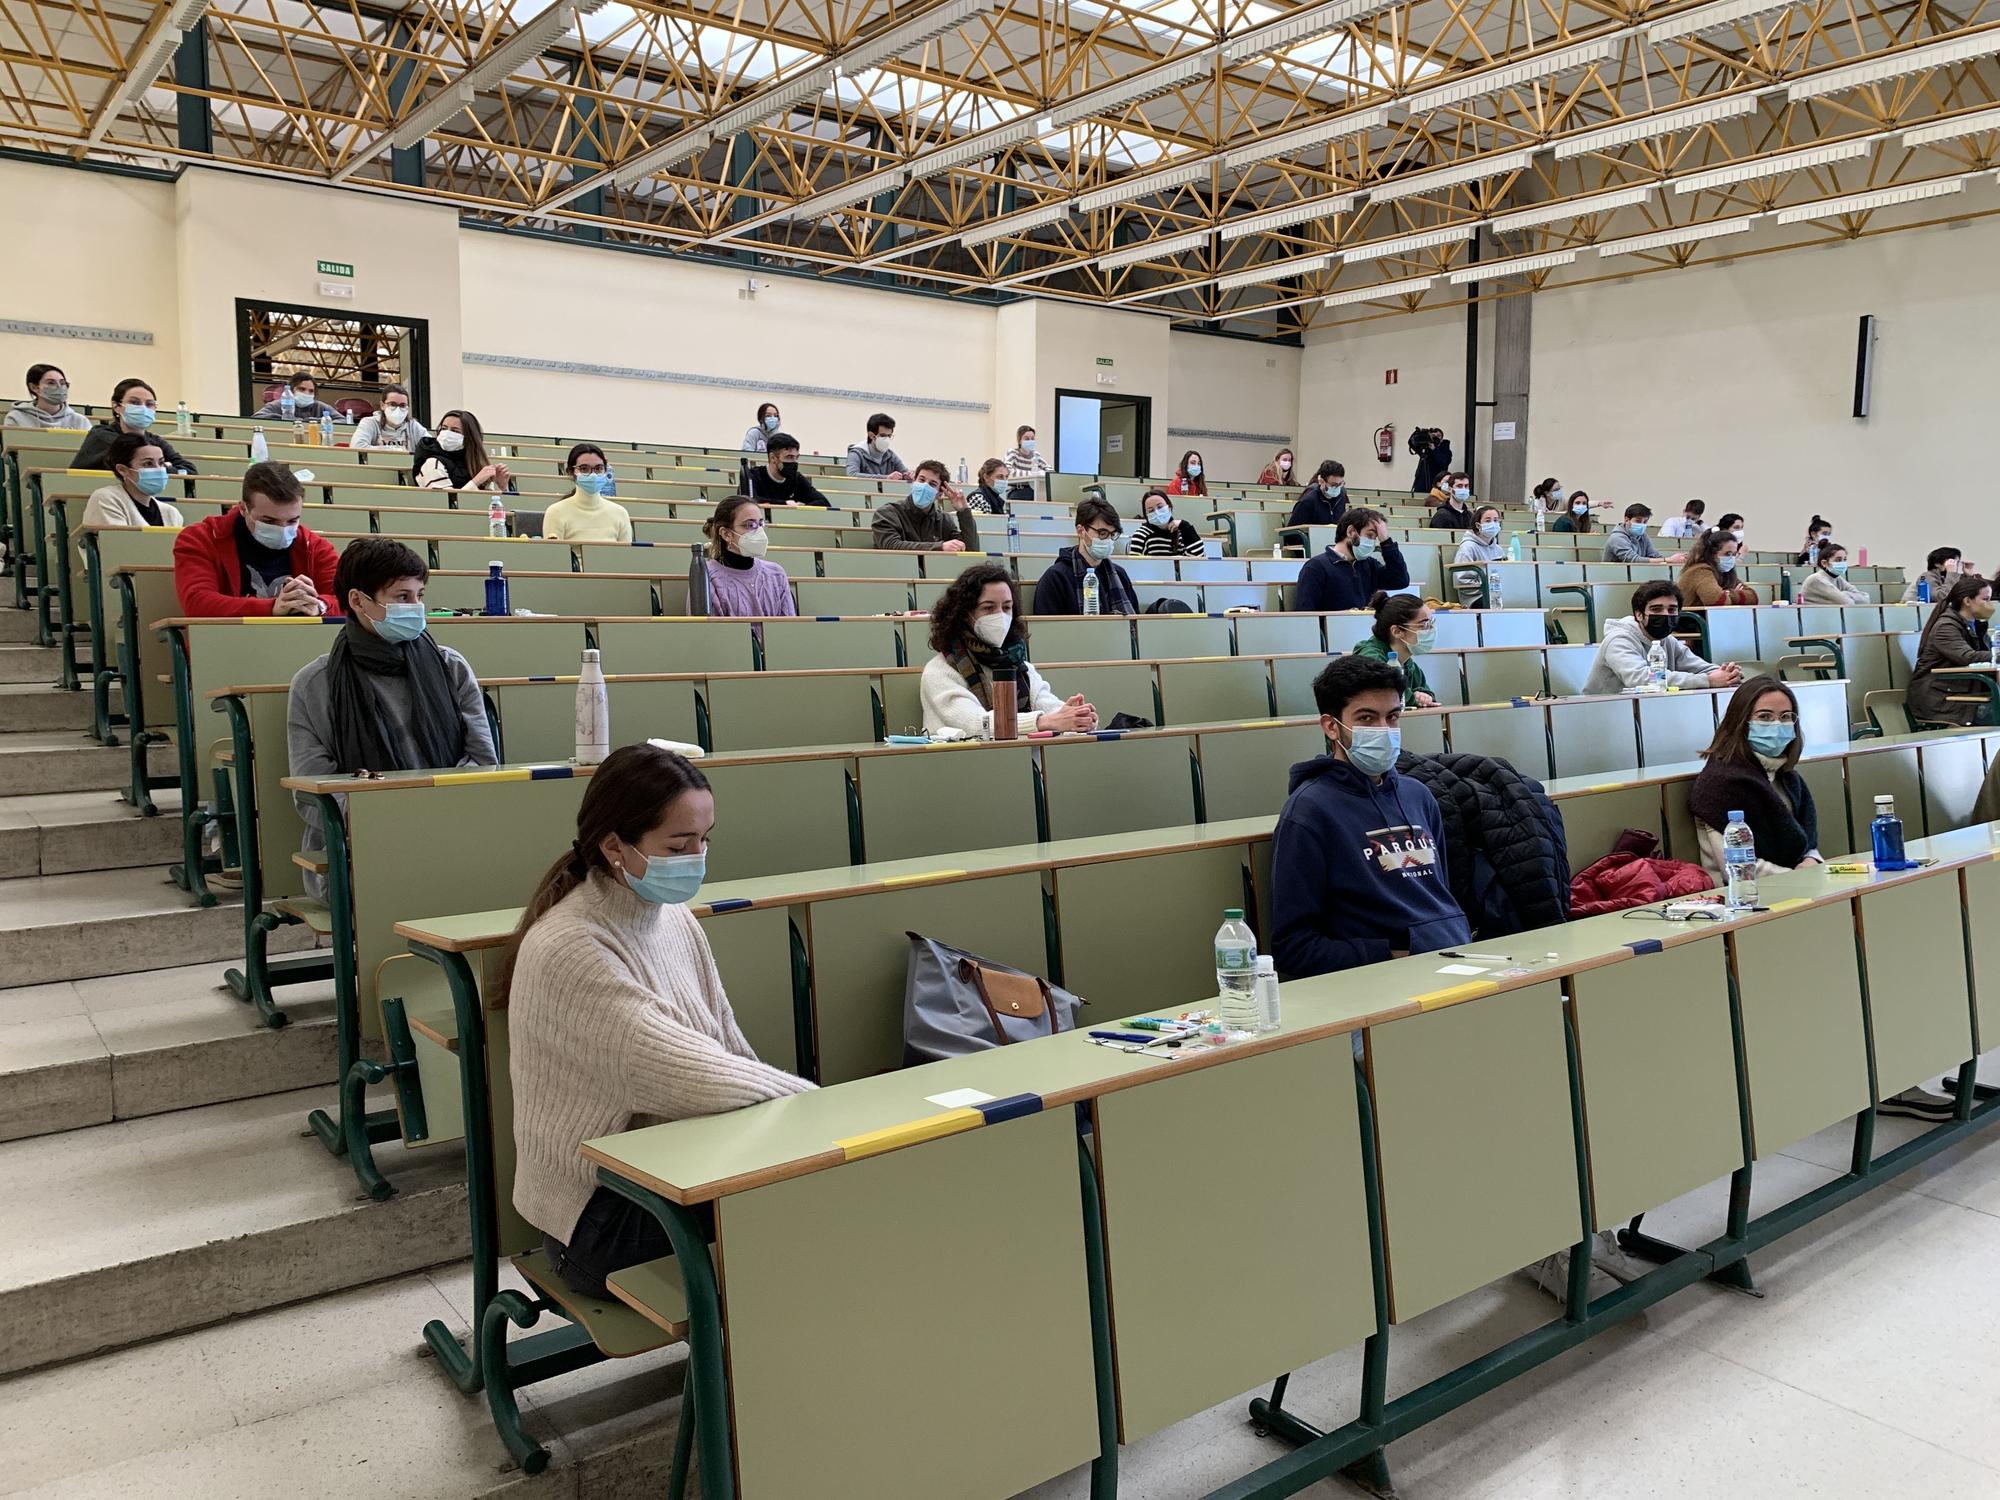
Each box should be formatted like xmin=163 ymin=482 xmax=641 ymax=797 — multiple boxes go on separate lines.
xmin=507 ymin=871 xmax=813 ymax=1242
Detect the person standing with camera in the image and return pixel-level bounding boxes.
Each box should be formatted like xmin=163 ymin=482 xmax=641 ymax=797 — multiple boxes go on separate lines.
xmin=1409 ymin=426 xmax=1454 ymax=496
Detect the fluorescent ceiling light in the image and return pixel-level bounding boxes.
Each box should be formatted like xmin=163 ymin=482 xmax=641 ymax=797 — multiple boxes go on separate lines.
xmin=1552 ymin=94 xmax=1761 ymax=159
xmin=1446 ymin=247 xmax=1577 ymax=282
xmin=1220 ymin=104 xmax=1397 ymax=170
xmin=606 ymin=131 xmax=713 ymax=188
xmin=1490 ymin=184 xmax=1655 ymax=231
xmin=962 ymin=201 xmax=1071 ymax=247
xmin=842 ymin=0 xmax=1005 ymax=74
xmin=87 ymin=0 xmax=207 ymax=144
xmin=1048 ymin=50 xmax=1214 ymax=127
xmin=1099 ymin=227 xmax=1212 ymax=269
xmin=906 ymin=115 xmax=1042 ymax=179
xmin=1371 ymin=147 xmax=1536 ymax=204
xmin=1771 ymin=175 xmax=1966 ymax=222
xmin=1596 ymin=216 xmax=1753 ymax=256
xmin=1644 ymin=0 xmax=1796 ymax=46
xmin=1217 ymin=254 xmax=1336 ymax=290
xmin=1076 ymin=159 xmax=1209 ymax=212
xmin=1221 ymin=0 xmax=1405 ymax=61
xmin=1342 ymin=222 xmax=1477 ymax=262
xmin=1673 ymin=138 xmax=1872 ymax=193
xmin=1786 ymin=29 xmax=2000 ymax=102
xmin=708 ymin=68 xmax=836 ymax=140
xmin=789 ymin=166 xmax=908 ymax=221
xmin=1900 ymin=104 xmax=2000 ymax=147
xmin=1403 ymin=36 xmax=1622 ymax=114
xmin=1219 ymin=193 xmax=1357 ymax=241
xmin=1324 ymin=273 xmax=1437 ymax=305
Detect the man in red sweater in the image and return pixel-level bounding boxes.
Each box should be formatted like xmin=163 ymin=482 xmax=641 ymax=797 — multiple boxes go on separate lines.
xmin=173 ymin=460 xmax=338 ymax=617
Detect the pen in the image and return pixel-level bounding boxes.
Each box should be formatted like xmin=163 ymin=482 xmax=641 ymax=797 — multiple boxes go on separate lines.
xmin=1088 ymin=1030 xmax=1157 ymax=1045
xmin=1440 ymin=951 xmax=1514 ymax=962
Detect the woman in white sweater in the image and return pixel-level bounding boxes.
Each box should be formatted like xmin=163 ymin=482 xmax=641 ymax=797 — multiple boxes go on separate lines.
xmin=1796 ymin=538 xmax=1869 ymax=606
xmin=920 ymin=563 xmax=1099 ymax=738
xmin=81 ymin=430 xmax=185 ymax=531
xmin=503 ymin=744 xmax=813 ymax=1297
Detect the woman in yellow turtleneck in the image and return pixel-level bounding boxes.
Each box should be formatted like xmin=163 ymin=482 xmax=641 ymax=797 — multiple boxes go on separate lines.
xmin=540 ymin=442 xmax=633 ymax=544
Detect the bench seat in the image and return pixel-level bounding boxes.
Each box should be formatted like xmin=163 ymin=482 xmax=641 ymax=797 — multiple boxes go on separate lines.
xmin=515 ymin=1249 xmax=685 ymax=1357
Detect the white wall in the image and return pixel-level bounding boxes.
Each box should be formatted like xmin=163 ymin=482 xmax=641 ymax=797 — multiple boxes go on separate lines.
xmin=1166 ymin=332 xmax=1301 ymax=485
xmin=1018 ymin=301 xmax=1172 ymax=475
xmin=0 ymin=159 xmax=182 ymax=414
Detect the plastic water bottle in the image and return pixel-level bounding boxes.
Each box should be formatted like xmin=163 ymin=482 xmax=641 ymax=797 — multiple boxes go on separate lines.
xmin=1507 ymin=531 xmax=1522 ymax=562
xmin=249 ymin=427 xmax=269 ymax=463
xmin=575 ymin=648 xmax=609 ymax=766
xmin=1489 ymin=568 xmax=1502 ymax=609
xmin=319 ymin=411 xmax=335 ymax=447
xmin=957 ymin=457 xmax=969 ymax=484
xmin=1253 ymin=955 xmax=1281 ymax=1035
xmin=487 ymin=497 xmax=508 ymax=538
xmin=1722 ymin=811 xmax=1758 ymax=908
xmin=1215 ymin=908 xmax=1258 ymax=1032
xmin=175 ymin=400 xmax=191 ymax=436
xmin=1871 ymin=795 xmax=1905 ymax=867
xmin=279 ymin=386 xmax=295 ymax=422
xmin=484 ymin=562 xmax=509 ymax=617
xmin=1917 ymin=576 xmax=1932 ymax=603
xmin=1646 ymin=638 xmax=1668 ymax=692
xmin=1082 ymin=570 xmax=1100 ymax=617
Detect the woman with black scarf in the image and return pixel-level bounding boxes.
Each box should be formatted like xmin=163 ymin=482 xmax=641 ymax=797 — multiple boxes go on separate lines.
xmin=286 ymin=538 xmax=497 ymax=895
xmin=920 ymin=564 xmax=1099 ymax=738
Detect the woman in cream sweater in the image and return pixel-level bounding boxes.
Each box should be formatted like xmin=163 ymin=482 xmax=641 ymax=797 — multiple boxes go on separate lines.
xmin=81 ymin=430 xmax=185 ymax=531
xmin=503 ymin=743 xmax=812 ymax=1297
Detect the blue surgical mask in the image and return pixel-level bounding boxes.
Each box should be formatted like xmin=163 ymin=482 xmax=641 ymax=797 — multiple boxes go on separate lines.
xmin=1551 ymin=487 xmax=1565 ymax=503
xmin=1828 ymin=560 xmax=1849 ymax=576
xmin=1343 ymin=724 xmax=1401 ymax=777
xmin=1021 ymin=438 xmax=1036 ymax=454
xmin=574 ymin=472 xmax=608 ymax=495
xmin=374 ymin=601 xmax=428 ymax=643
xmin=909 ymin=482 xmax=938 ymax=510
xmin=132 ymin=466 xmax=171 ymax=496
xmin=123 ymin=403 xmax=156 ymax=430
xmin=252 ymin=519 xmax=299 ymax=550
xmin=1352 ymin=535 xmax=1380 ymax=561
xmin=1453 ymin=486 xmax=1472 ymax=502
xmin=1147 ymin=506 xmax=1172 ymax=528
xmin=762 ymin=413 xmax=780 ymax=433
xmin=1747 ymin=721 xmax=1796 ymax=758
xmin=1186 ymin=462 xmax=1202 ymax=478
xmin=1328 ymin=484 xmax=1344 ymax=498
xmin=1716 ymin=554 xmax=1737 ymax=573
xmin=1412 ymin=626 xmax=1437 ymax=654
xmin=623 ymin=847 xmax=706 ymax=906
xmin=1628 ymin=521 xmax=1647 ymax=538
xmin=1478 ymin=520 xmax=1499 ymax=539
xmin=1087 ymin=534 xmax=1118 ymax=562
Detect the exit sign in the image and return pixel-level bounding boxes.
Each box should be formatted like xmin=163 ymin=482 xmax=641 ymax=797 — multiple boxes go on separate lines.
xmin=316 ymin=259 xmax=354 ymax=278
xmin=1095 ymin=357 xmax=1114 ymax=367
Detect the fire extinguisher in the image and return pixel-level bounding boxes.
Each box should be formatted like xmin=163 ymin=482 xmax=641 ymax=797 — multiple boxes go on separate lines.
xmin=1374 ymin=423 xmax=1395 ymax=464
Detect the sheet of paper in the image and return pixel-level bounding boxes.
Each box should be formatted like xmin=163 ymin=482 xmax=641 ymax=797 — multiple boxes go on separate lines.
xmin=1435 ymin=963 xmax=1489 ymax=976
xmin=925 ymin=1087 xmax=997 ymax=1109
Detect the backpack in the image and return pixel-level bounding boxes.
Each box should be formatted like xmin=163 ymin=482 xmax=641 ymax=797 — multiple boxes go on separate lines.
xmin=900 ymin=933 xmax=1084 ymax=1066
xmin=1146 ymin=596 xmax=1196 ymax=614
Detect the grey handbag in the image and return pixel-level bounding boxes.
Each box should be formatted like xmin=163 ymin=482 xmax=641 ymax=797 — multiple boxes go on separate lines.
xmin=900 ymin=932 xmax=1084 ymax=1066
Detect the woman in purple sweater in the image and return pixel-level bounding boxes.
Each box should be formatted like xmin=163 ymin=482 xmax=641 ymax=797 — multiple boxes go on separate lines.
xmin=702 ymin=495 xmax=797 ymax=619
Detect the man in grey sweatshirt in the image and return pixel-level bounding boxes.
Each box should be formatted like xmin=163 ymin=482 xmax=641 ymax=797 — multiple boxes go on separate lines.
xmin=5 ymin=363 xmax=88 ymax=428
xmin=1601 ymin=503 xmax=1687 ymax=565
xmin=845 ymin=410 xmax=912 ymax=479
xmin=1583 ymin=580 xmax=1742 ymax=694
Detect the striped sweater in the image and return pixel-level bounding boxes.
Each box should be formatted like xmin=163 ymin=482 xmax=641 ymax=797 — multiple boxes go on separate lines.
xmin=507 ymin=872 xmax=813 ymax=1241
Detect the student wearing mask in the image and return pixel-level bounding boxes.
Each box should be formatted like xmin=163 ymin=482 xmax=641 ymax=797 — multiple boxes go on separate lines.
xmin=1529 ymin=476 xmax=1569 ymax=525
xmin=1602 ymin=503 xmax=1684 ymax=564
xmin=1033 ymin=498 xmax=1139 ymax=614
xmin=846 ymin=412 xmax=911 ymax=479
xmin=1002 ymin=425 xmax=1049 ymax=501
xmin=7 ymin=363 xmax=87 ymax=429
xmin=1679 ymin=530 xmax=1760 ymax=606
xmin=413 ymin=409 xmax=510 ymax=492
xmin=73 ymin=379 xmax=198 ymax=473
xmin=923 ymin=565 xmax=1099 ymax=737
xmin=1797 ymin=538 xmax=1868 ymax=605
xmin=1451 ymin=503 xmax=1506 ymax=606
xmin=541 ymin=444 xmax=633 ymax=543
xmin=746 ymin=433 xmax=831 ymax=509
xmin=1287 ymin=460 xmax=1348 ymax=529
xmin=1582 ymin=581 xmax=1742 ymax=694
xmin=81 ymin=432 xmax=186 ymax=530
xmin=1427 ymin=472 xmax=1474 ymax=532
xmin=1257 ymin=448 xmax=1296 ymax=486
xmin=1166 ymin=450 xmax=1209 ymax=498
xmin=253 ymin=373 xmax=338 ymax=423
xmin=742 ymin=402 xmax=782 ymax=454
xmin=965 ymin=458 xmax=1010 ymax=515
xmin=1129 ymin=487 xmax=1206 ymax=558
xmin=1908 ymin=575 xmax=1996 ymax=728
xmin=1351 ymin=592 xmax=1438 ymax=707
xmin=286 ymin=538 xmax=495 ymax=895
xmin=1295 ymin=508 xmax=1409 ymax=612
xmin=349 ymin=384 xmax=427 ymax=451
xmin=1714 ymin=513 xmax=1746 ymax=547
xmin=700 ymin=495 xmax=795 ymax=619
xmin=1903 ymin=547 xmax=1966 ymax=604
xmin=1550 ymin=489 xmax=1597 ymax=533
xmin=172 ymin=462 xmax=337 ymax=618
xmin=871 ymin=459 xmax=978 ymax=551
xmin=1271 ymin=655 xmax=1469 ymax=977
xmin=1660 ymin=498 xmax=1707 ymax=541
xmin=504 ymin=744 xmax=814 ymax=1298
xmin=1795 ymin=515 xmax=1834 ymax=568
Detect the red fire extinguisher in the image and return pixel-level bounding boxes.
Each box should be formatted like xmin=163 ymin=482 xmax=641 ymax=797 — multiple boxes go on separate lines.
xmin=1374 ymin=423 xmax=1395 ymax=464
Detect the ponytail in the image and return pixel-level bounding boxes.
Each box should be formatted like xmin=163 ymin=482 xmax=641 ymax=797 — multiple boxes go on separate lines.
xmin=1369 ymin=589 xmax=1424 ymax=644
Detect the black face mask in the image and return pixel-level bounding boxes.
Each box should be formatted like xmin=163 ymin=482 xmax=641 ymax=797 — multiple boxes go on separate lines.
xmin=781 ymin=461 xmax=799 ymax=477
xmin=1643 ymin=615 xmax=1677 ymax=641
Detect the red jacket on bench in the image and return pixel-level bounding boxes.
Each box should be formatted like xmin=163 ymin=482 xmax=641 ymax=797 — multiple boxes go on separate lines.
xmin=172 ymin=511 xmax=339 ymax=618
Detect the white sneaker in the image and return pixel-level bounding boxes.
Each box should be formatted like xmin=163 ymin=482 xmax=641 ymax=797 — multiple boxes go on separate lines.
xmin=1590 ymin=1228 xmax=1654 ymax=1285
xmin=1526 ymin=1249 xmax=1620 ymax=1305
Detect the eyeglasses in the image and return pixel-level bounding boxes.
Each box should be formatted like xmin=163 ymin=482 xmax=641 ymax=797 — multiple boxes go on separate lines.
xmin=735 ymin=519 xmax=766 ymax=532
xmin=1083 ymin=527 xmax=1120 ymax=541
xmin=1750 ymin=712 xmax=1798 ymax=724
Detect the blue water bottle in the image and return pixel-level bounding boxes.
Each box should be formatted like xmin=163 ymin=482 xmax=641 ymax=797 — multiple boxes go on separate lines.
xmin=1916 ymin=576 xmax=1932 ymax=603
xmin=484 ymin=562 xmax=509 ymax=617
xmin=1870 ymin=794 xmax=1906 ymax=867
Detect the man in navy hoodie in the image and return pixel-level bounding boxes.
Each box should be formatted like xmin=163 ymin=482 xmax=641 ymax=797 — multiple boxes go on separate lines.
xmin=1294 ymin=507 xmax=1410 ymax=613
xmin=1271 ymin=656 xmax=1469 ymax=977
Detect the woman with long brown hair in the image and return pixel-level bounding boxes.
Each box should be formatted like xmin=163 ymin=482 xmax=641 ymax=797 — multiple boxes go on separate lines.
xmin=1908 ymin=573 xmax=1996 ymax=728
xmin=503 ymin=743 xmax=812 ymax=1297
xmin=1688 ymin=675 xmax=1820 ymax=883
xmin=413 ymin=407 xmax=510 ymax=493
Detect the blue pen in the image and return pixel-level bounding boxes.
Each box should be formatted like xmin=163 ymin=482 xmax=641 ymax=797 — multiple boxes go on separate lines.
xmin=1088 ymin=1030 xmax=1157 ymax=1045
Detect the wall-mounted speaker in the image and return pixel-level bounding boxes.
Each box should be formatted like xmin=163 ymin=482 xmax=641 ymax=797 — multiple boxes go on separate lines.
xmin=1853 ymin=314 xmax=1876 ymax=419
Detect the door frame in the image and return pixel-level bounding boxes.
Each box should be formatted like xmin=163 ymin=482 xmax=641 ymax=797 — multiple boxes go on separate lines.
xmin=234 ymin=297 xmax=432 ymax=419
xmin=1053 ymin=388 xmax=1152 ymax=478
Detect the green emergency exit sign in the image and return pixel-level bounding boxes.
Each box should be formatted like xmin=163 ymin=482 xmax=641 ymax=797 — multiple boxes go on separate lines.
xmin=316 ymin=259 xmax=354 ymax=278
xmin=1095 ymin=357 xmax=1114 ymax=367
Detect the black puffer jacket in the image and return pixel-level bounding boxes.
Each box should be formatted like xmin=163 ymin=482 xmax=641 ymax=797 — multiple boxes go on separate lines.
xmin=1395 ymin=751 xmax=1570 ymax=937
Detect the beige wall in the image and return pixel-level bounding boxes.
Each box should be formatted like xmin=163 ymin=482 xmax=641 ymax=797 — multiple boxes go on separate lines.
xmin=1020 ymin=301 xmax=1172 ymax=474
xmin=1167 ymin=332 xmax=1301 ymax=485
xmin=0 ymin=159 xmax=182 ymax=415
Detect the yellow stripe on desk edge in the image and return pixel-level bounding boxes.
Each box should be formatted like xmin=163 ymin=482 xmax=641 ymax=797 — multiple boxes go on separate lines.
xmin=1413 ymin=979 xmax=1500 ymax=1011
xmin=432 ymin=768 xmax=534 ymax=786
xmin=1235 ymin=719 xmax=1287 ymax=729
xmin=244 ymin=616 xmax=322 ymax=625
xmin=881 ymin=869 xmax=967 ymax=886
xmin=1769 ymin=898 xmax=1812 ymax=911
xmin=836 ymin=1108 xmax=984 ymax=1160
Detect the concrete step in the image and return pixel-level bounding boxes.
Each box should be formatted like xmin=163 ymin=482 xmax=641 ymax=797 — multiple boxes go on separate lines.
xmin=0 ymin=791 xmax=184 ymax=878
xmin=0 ymin=606 xmax=41 ymax=644
xmin=0 ymin=681 xmax=120 ymax=734
xmin=0 ymin=961 xmax=336 ymax=1143
xmin=0 ymin=644 xmax=61 ymax=685
xmin=0 ymin=1086 xmax=469 ymax=1377
xmin=0 ymin=1265 xmax=687 ymax=1497
xmin=0 ymin=867 xmax=312 ymax=990
xmin=0 ymin=730 xmax=176 ymax=798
